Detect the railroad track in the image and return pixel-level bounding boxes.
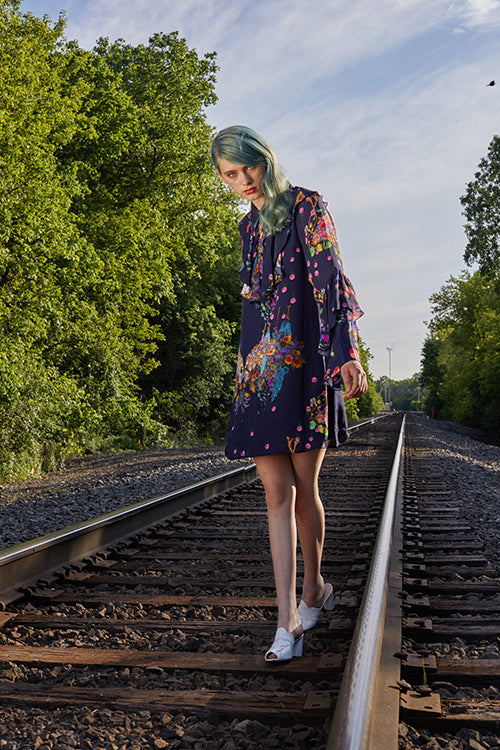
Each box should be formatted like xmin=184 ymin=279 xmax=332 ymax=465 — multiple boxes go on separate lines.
xmin=0 ymin=412 xmax=498 ymax=748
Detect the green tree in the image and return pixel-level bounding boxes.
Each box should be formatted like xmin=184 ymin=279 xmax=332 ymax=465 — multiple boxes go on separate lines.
xmin=71 ymin=33 xmax=242 ymax=438
xmin=421 ymin=271 xmax=500 ymax=437
xmin=461 ymin=134 xmax=500 ymax=275
xmin=0 ymin=5 xmax=241 ymax=477
xmin=382 ymin=373 xmax=422 ymax=411
xmin=420 ymin=337 xmax=445 ymax=417
xmin=344 ymin=339 xmax=384 ymax=421
xmin=0 ymin=2 xmax=96 ymax=477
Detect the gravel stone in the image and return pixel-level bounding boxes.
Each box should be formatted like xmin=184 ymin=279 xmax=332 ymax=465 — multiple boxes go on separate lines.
xmin=0 ymin=447 xmax=249 ymax=550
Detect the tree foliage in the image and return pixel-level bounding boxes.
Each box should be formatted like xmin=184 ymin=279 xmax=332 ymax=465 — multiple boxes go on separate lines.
xmin=421 ymin=271 xmax=500 ymax=438
xmin=376 ymin=373 xmax=422 ymax=411
xmin=420 ymin=338 xmax=444 ymax=417
xmin=344 ymin=339 xmax=384 ymax=421
xmin=0 ymin=3 xmax=241 ymax=479
xmin=461 ymin=135 xmax=500 ymax=275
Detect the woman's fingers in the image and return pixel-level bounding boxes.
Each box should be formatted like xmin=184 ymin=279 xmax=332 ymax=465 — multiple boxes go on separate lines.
xmin=341 ymin=360 xmax=368 ymax=400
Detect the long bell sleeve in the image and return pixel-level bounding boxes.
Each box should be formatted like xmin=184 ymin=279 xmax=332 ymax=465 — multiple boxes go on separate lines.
xmin=295 ymin=191 xmax=363 ymax=386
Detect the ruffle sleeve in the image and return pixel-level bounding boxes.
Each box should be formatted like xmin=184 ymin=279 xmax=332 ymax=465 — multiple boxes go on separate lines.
xmin=295 ymin=190 xmax=363 ymax=386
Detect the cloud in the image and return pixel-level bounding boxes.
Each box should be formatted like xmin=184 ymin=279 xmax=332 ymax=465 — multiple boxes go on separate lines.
xmin=459 ymin=0 xmax=500 ymax=26
xmin=62 ymin=0 xmax=243 ymax=49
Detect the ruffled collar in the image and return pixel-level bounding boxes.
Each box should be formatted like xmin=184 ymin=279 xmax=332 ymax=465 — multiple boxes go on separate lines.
xmin=239 ymin=187 xmax=308 ymax=301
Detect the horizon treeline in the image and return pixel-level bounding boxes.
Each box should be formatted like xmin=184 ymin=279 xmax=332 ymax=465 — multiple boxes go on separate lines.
xmin=0 ymin=2 xmax=381 ymax=481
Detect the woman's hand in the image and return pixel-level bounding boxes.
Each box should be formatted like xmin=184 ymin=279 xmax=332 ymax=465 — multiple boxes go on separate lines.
xmin=341 ymin=360 xmax=368 ymax=400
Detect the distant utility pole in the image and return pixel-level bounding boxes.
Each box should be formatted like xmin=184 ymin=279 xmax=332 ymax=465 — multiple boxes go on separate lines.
xmin=386 ymin=347 xmax=393 ymax=408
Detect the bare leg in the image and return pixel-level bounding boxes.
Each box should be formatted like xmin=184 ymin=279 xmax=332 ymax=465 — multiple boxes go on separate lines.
xmin=291 ymin=448 xmax=330 ymax=607
xmin=253 ymin=454 xmax=302 ymax=638
xmin=254 ymin=448 xmax=329 ymax=642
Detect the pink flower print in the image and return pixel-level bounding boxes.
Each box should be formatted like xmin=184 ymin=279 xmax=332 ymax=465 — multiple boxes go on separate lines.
xmin=297 ymin=425 xmax=303 ymax=432
xmin=290 ymin=274 xmax=295 ymax=280
xmin=282 ymin=286 xmax=287 ymax=293
xmin=290 ymin=297 xmax=296 ymax=304
xmin=312 ymin=377 xmax=317 ymax=383
xmin=265 ymin=443 xmax=270 ymax=450
xmin=305 ymin=443 xmax=311 ymax=449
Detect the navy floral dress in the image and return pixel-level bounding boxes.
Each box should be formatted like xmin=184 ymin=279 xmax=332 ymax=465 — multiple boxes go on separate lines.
xmin=225 ymin=187 xmax=363 ymax=459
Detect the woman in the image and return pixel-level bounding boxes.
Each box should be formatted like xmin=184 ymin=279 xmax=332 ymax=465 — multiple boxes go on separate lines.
xmin=211 ymin=126 xmax=367 ymax=662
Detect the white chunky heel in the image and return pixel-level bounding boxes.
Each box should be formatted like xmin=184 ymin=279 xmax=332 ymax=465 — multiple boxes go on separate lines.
xmin=297 ymin=583 xmax=335 ymax=631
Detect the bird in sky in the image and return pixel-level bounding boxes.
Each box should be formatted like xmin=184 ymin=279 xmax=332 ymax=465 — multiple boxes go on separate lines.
xmin=487 ymin=80 xmax=495 ymax=86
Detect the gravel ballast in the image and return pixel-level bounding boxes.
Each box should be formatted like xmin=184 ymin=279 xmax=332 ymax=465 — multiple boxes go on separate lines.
xmin=0 ymin=448 xmax=249 ymax=551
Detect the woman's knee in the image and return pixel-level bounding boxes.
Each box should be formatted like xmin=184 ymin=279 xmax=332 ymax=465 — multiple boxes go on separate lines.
xmin=254 ymin=454 xmax=296 ymax=511
xmin=262 ymin=473 xmax=296 ymax=512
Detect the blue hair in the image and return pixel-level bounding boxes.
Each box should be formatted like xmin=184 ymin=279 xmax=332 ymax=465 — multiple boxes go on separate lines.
xmin=211 ymin=125 xmax=293 ymax=236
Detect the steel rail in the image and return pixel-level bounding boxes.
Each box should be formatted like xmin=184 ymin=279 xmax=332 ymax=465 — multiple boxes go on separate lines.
xmin=0 ymin=464 xmax=257 ymax=606
xmin=348 ymin=412 xmax=392 ymax=431
xmin=326 ymin=414 xmax=406 ymax=750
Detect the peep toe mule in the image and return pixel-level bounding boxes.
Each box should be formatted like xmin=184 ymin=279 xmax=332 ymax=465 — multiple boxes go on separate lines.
xmin=264 ymin=627 xmax=304 ymax=662
xmin=297 ymin=583 xmax=335 ymax=631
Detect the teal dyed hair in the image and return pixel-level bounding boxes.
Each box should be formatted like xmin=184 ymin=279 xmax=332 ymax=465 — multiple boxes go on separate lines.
xmin=211 ymin=125 xmax=293 ymax=236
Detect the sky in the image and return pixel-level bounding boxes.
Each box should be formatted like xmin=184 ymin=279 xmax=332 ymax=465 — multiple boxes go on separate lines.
xmin=20 ymin=0 xmax=500 ymax=381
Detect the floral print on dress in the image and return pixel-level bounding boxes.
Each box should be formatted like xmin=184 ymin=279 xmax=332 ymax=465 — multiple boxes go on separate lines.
xmin=306 ymin=390 xmax=328 ymax=434
xmin=302 ymin=192 xmax=342 ymax=261
xmin=296 ymin=192 xmax=363 ymax=379
xmin=233 ymin=317 xmax=305 ymax=413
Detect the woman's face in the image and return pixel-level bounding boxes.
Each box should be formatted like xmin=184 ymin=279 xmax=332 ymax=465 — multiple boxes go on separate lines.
xmin=217 ymin=157 xmax=266 ymax=209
